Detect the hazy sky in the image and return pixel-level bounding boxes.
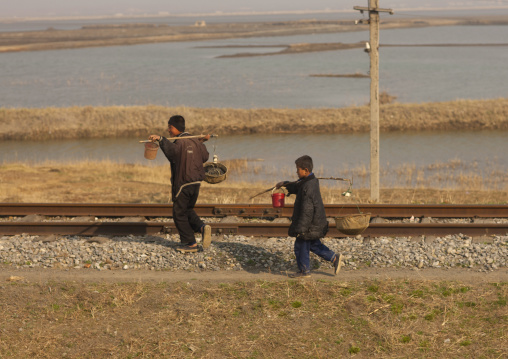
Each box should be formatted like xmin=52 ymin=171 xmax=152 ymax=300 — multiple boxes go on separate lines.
xmin=1 ymin=0 xmax=507 ymax=18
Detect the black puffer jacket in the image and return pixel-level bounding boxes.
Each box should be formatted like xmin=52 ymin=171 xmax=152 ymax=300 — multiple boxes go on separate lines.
xmin=285 ymin=174 xmax=328 ymax=240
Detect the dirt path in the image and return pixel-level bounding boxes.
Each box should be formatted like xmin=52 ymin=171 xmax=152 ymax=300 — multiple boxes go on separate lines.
xmin=4 ymin=266 xmax=507 ymax=285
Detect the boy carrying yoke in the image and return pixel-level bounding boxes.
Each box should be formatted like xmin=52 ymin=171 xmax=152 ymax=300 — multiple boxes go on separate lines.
xmin=148 ymin=115 xmax=212 ymax=253
xmin=278 ymin=155 xmax=343 ymax=278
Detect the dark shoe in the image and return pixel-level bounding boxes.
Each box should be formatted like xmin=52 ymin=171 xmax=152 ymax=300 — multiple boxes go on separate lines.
xmin=176 ymin=244 xmax=198 ymax=253
xmin=202 ymin=224 xmax=212 ymax=249
xmin=289 ymin=271 xmax=311 ymax=278
xmin=333 ymin=253 xmax=343 ymax=275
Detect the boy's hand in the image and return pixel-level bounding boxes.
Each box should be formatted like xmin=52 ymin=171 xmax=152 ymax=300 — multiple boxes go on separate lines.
xmin=148 ymin=135 xmax=161 ymax=142
xmin=275 ymin=181 xmax=285 ymax=189
xmin=199 ymin=134 xmax=211 ymax=142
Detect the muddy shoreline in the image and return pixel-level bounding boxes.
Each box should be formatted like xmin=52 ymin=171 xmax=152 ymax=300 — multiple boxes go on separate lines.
xmin=1 ymin=15 xmax=508 ymax=53
xmin=206 ymin=42 xmax=508 ymax=58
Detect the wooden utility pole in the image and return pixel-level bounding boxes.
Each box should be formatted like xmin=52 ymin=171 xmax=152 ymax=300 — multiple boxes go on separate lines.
xmin=354 ymin=1 xmax=393 ymax=202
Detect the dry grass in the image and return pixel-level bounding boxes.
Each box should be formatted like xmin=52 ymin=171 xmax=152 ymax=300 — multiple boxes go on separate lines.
xmin=0 ymin=160 xmax=506 ymax=204
xmin=1 ymin=98 xmax=508 ymax=140
xmin=0 ymin=279 xmax=506 ymax=358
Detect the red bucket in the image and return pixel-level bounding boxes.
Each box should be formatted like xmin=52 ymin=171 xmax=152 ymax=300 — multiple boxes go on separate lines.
xmin=271 ymin=189 xmax=285 ymax=208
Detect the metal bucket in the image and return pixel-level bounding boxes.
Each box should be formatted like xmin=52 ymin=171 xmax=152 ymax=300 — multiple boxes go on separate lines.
xmin=271 ymin=188 xmax=285 ymax=208
xmin=144 ymin=142 xmax=159 ymax=160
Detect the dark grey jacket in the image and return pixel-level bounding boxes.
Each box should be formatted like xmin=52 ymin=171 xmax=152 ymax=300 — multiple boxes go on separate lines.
xmin=159 ymin=133 xmax=209 ymax=200
xmin=285 ymin=174 xmax=328 ymax=240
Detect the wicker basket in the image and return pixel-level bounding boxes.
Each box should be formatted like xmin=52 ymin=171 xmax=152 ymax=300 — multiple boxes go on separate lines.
xmin=335 ymin=213 xmax=371 ymax=235
xmin=203 ymin=162 xmax=228 ymax=184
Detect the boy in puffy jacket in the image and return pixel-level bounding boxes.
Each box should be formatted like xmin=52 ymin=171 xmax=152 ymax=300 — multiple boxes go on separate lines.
xmin=277 ymin=155 xmax=343 ymax=278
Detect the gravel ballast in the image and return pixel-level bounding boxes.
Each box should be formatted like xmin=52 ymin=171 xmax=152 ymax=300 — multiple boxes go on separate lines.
xmin=1 ymin=233 xmax=506 ymax=273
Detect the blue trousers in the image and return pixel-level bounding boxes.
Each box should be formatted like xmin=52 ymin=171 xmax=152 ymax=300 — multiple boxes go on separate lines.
xmin=294 ymin=237 xmax=336 ymax=273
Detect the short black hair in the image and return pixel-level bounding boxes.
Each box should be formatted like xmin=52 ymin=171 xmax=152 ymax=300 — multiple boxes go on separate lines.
xmin=295 ymin=155 xmax=313 ymax=172
xmin=168 ymin=115 xmax=185 ymax=132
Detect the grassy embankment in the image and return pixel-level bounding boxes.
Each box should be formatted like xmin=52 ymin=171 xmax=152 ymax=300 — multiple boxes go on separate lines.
xmin=1 ymin=98 xmax=507 ymax=204
xmin=1 ymin=279 xmax=506 ymax=357
xmin=2 ymin=98 xmax=508 ymax=140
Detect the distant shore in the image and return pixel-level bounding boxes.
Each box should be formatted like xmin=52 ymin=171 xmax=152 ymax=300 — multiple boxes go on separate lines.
xmin=1 ymin=98 xmax=507 ymax=141
xmin=2 ymin=7 xmax=508 ymax=23
xmin=1 ymin=15 xmax=508 ymax=53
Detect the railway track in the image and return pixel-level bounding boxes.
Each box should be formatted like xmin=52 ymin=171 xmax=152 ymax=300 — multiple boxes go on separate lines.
xmin=2 ymin=203 xmax=507 ymax=218
xmin=1 ymin=203 xmax=507 ymax=237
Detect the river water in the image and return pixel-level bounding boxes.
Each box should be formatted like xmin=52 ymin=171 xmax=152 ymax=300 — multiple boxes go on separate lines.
xmin=1 ymin=13 xmax=507 ymax=109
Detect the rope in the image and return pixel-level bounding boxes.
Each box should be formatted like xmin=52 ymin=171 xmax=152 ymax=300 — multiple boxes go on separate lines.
xmin=317 ymin=177 xmax=363 ymax=215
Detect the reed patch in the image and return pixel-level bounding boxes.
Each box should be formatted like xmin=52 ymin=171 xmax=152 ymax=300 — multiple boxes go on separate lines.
xmin=2 ymin=98 xmax=508 ymax=140
xmin=0 ymin=160 xmax=505 ymax=204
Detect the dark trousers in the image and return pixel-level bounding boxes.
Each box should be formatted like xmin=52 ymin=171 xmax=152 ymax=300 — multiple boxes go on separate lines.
xmin=294 ymin=237 xmax=336 ymax=273
xmin=172 ymin=184 xmax=204 ymax=244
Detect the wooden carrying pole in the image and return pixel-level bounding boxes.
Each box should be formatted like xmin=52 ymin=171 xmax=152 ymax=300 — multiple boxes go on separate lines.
xmin=139 ymin=134 xmax=218 ymax=143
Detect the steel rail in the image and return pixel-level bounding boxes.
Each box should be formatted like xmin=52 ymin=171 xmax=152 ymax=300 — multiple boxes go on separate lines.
xmin=1 ymin=203 xmax=507 ymax=218
xmin=1 ymin=221 xmax=507 ymax=237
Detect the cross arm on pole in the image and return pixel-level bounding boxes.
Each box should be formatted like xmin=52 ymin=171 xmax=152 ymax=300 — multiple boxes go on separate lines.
xmin=353 ymin=6 xmax=394 ymax=14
